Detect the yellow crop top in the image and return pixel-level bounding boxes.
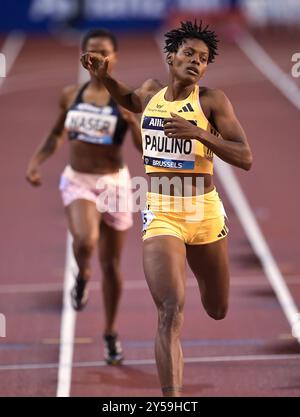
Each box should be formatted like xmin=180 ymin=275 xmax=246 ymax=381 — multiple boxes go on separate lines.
xmin=141 ymin=85 xmax=219 ymax=174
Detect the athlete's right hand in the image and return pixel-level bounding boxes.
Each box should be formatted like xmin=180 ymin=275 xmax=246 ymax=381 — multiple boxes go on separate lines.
xmin=80 ymin=53 xmax=109 ymax=79
xmin=26 ymin=165 xmax=42 ymax=186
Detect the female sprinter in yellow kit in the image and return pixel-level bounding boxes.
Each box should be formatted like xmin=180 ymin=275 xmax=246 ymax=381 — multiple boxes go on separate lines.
xmin=81 ymin=21 xmax=252 ymax=396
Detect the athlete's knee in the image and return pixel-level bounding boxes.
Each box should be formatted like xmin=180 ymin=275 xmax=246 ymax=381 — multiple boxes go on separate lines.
xmin=73 ymin=235 xmax=98 ymax=256
xmin=157 ymin=300 xmax=184 ymax=332
xmin=100 ymin=257 xmax=121 ymax=277
xmin=205 ymin=304 xmax=228 ymax=321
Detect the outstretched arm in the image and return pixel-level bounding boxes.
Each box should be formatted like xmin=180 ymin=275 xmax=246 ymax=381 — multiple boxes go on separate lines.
xmin=25 ymin=85 xmax=75 ymax=186
xmin=81 ymin=53 xmax=161 ymax=113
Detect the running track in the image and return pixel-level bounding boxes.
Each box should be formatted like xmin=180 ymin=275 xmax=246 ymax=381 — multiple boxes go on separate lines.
xmin=0 ymin=28 xmax=300 ymax=397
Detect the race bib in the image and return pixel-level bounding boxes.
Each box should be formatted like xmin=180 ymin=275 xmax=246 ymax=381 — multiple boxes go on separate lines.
xmin=65 ymin=110 xmax=117 ymax=144
xmin=142 ymin=116 xmax=196 ymax=170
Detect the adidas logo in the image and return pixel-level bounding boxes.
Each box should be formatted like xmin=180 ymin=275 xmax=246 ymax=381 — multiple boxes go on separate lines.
xmin=178 ymin=103 xmax=194 ymax=113
xmin=217 ymin=224 xmax=229 ymax=238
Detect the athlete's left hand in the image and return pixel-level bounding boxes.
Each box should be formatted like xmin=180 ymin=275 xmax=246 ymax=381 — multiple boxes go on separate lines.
xmin=163 ymin=112 xmax=205 ymax=140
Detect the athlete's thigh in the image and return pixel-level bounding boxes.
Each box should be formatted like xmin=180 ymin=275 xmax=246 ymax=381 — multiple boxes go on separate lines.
xmin=65 ymin=199 xmax=100 ymax=241
xmin=186 ymin=237 xmax=230 ymax=307
xmin=143 ymin=236 xmax=187 ymax=308
xmin=98 ymin=221 xmax=127 ymax=262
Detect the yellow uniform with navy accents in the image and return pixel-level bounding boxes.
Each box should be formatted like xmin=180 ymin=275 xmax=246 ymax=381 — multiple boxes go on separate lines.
xmin=142 ymin=189 xmax=228 ymax=244
xmin=141 ymin=85 xmax=217 ymax=174
xmin=140 ymin=85 xmax=228 ymax=244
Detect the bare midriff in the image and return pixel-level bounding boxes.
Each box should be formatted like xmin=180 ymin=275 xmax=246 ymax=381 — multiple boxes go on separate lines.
xmin=69 ymin=141 xmax=124 ymax=174
xmin=147 ymin=172 xmax=214 ymax=196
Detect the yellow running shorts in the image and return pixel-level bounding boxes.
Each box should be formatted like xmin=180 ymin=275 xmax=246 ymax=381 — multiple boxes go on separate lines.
xmin=142 ymin=187 xmax=228 ymax=245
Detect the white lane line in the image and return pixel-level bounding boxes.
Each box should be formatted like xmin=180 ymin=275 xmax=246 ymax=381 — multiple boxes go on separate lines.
xmin=73 ymin=353 xmax=300 ymax=367
xmin=56 ymin=63 xmax=89 ymax=397
xmin=1 ymin=276 xmax=300 ymax=294
xmin=0 ymin=32 xmax=26 ymax=91
xmin=2 ymin=353 xmax=300 ymax=371
xmin=0 ymin=363 xmax=59 ymax=371
xmin=56 ymin=233 xmax=78 ymax=397
xmin=154 ymin=33 xmax=300 ymax=342
xmin=215 ymin=158 xmax=300 ymax=341
xmin=234 ymin=31 xmax=300 ymax=340
xmin=236 ymin=31 xmax=300 ymax=111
